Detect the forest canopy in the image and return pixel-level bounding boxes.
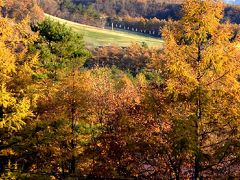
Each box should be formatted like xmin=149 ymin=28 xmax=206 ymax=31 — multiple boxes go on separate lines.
xmin=0 ymin=0 xmax=240 ymax=179
xmin=38 ymin=0 xmax=240 ymax=24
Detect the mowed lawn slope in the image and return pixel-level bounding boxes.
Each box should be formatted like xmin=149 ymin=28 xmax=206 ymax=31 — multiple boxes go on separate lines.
xmin=45 ymin=14 xmax=164 ymax=48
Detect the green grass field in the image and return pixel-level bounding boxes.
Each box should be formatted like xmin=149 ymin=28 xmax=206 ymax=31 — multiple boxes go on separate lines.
xmin=45 ymin=14 xmax=164 ymax=48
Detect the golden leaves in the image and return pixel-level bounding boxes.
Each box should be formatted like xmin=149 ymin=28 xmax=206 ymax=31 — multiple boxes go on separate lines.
xmin=181 ymin=0 xmax=223 ymax=44
xmin=0 ymin=84 xmax=31 ymax=130
xmin=0 ymin=17 xmax=39 ymax=131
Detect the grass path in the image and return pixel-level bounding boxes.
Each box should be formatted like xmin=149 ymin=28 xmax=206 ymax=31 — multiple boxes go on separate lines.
xmin=45 ymin=14 xmax=164 ymax=48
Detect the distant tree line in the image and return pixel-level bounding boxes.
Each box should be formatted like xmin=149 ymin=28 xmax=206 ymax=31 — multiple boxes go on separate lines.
xmin=37 ymin=0 xmax=105 ymax=27
xmin=108 ymin=16 xmax=168 ymax=37
xmin=37 ymin=0 xmax=182 ymax=28
xmin=225 ymin=5 xmax=240 ymax=24
xmin=76 ymin=0 xmax=240 ymax=24
xmin=91 ymin=0 xmax=182 ymax=19
xmin=36 ymin=0 xmax=240 ymax=34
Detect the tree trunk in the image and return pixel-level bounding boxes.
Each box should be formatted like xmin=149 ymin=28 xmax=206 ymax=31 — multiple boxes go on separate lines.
xmin=70 ymin=75 xmax=76 ymax=174
xmin=1 ymin=6 xmax=6 ymax=18
xmin=194 ymin=42 xmax=202 ymax=180
xmin=61 ymin=162 xmax=65 ymax=178
xmin=70 ymin=106 xmax=76 ymax=174
xmin=70 ymin=148 xmax=76 ymax=174
xmin=194 ymin=156 xmax=200 ymax=180
xmin=175 ymin=173 xmax=180 ymax=180
xmin=0 ymin=105 xmax=3 ymax=119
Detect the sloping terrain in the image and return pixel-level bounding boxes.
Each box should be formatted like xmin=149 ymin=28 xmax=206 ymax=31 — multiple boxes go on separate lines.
xmin=46 ymin=14 xmax=164 ymax=48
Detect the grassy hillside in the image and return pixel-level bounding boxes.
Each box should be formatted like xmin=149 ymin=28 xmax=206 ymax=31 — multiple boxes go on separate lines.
xmin=45 ymin=14 xmax=164 ymax=48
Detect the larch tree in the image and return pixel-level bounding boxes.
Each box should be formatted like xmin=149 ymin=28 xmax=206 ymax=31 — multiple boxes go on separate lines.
xmin=0 ymin=17 xmax=39 ymax=132
xmin=160 ymin=0 xmax=240 ymax=179
xmin=0 ymin=16 xmax=41 ymax=176
xmin=86 ymin=67 xmax=144 ymax=178
xmin=48 ymin=70 xmax=92 ymax=175
xmin=24 ymin=18 xmax=91 ymax=175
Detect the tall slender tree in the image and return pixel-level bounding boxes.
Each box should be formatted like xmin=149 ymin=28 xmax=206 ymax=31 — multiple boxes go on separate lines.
xmin=0 ymin=15 xmax=41 ymax=176
xmin=0 ymin=17 xmax=39 ymax=131
xmin=160 ymin=0 xmax=240 ymax=178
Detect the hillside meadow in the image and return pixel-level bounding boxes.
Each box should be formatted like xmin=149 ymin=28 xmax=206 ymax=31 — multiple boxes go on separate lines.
xmin=45 ymin=14 xmax=164 ymax=48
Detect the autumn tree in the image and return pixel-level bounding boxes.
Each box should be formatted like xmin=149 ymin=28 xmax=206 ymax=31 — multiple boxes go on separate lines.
xmin=157 ymin=0 xmax=240 ymax=178
xmin=0 ymin=0 xmax=44 ymax=22
xmin=0 ymin=17 xmax=39 ymax=131
xmin=10 ymin=18 xmax=92 ymax=176
xmin=85 ymin=44 xmax=162 ymax=75
xmin=83 ymin=68 xmax=146 ymax=178
xmin=31 ymin=18 xmax=90 ymax=80
xmin=0 ymin=15 xmax=42 ymax=176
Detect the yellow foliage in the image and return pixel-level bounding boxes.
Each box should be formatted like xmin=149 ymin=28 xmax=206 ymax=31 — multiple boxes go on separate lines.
xmin=0 ymin=17 xmax=39 ymax=131
xmin=158 ymin=0 xmax=240 ymax=175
